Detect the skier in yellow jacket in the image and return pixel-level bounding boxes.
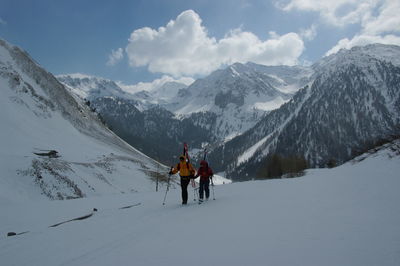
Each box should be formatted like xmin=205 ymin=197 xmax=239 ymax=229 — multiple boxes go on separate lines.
xmin=170 ymin=155 xmax=196 ymax=205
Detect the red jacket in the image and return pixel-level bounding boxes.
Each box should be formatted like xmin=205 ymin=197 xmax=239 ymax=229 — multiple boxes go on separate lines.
xmin=196 ymin=166 xmax=213 ymax=181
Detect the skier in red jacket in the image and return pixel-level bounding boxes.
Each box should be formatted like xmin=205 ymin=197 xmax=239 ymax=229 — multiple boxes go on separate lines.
xmin=195 ymin=160 xmax=213 ymax=202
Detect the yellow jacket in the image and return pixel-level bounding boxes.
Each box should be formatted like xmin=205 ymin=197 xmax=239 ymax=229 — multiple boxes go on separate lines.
xmin=172 ymin=160 xmax=196 ymax=177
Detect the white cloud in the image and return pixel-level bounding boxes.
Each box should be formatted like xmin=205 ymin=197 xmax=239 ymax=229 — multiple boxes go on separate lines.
xmin=276 ymin=0 xmax=378 ymax=27
xmin=118 ymin=75 xmax=194 ymax=94
xmin=277 ymin=0 xmax=400 ymax=56
xmin=125 ymin=10 xmax=305 ymax=78
xmin=299 ymin=24 xmax=317 ymax=41
xmin=107 ymin=48 xmax=124 ymax=66
xmin=361 ymin=0 xmax=400 ymax=35
xmin=325 ymin=0 xmax=400 ymax=55
xmin=218 ymin=30 xmax=304 ymax=66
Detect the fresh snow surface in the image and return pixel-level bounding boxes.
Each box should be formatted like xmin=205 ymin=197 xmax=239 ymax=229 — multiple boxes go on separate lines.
xmin=1 ymin=144 xmax=399 ymax=266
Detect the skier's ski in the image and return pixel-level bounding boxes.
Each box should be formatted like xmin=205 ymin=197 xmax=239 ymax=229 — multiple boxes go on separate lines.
xmin=203 ymin=147 xmax=208 ymax=161
xmin=183 ymin=142 xmax=190 ymax=162
xmin=183 ymin=143 xmax=198 ymax=201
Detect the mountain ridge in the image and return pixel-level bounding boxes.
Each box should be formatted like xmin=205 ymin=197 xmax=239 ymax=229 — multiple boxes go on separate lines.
xmin=0 ymin=39 xmax=166 ymax=200
xmin=209 ymin=43 xmax=400 ymax=180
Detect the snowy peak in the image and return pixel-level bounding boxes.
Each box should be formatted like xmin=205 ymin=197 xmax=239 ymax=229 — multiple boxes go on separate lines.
xmin=59 ymin=74 xmax=189 ymax=111
xmin=165 ymin=61 xmax=310 ymax=140
xmin=175 ymin=61 xmax=312 ymax=110
xmin=133 ymin=81 xmax=188 ymax=106
xmin=244 ymin=62 xmax=313 ymax=93
xmin=315 ymin=44 xmax=400 ymax=73
xmin=57 ymin=74 xmax=135 ymax=101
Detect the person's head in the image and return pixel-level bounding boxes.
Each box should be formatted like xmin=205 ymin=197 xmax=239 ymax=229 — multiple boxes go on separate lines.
xmin=200 ymin=160 xmax=208 ymax=167
xmin=179 ymin=155 xmax=185 ymax=162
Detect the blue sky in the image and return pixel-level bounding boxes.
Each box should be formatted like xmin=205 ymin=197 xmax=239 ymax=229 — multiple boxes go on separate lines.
xmin=1 ymin=0 xmax=399 ymax=88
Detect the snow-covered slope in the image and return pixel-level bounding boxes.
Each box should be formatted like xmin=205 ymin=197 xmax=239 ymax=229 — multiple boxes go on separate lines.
xmin=0 ymin=39 xmax=167 ymax=201
xmin=1 ymin=139 xmax=399 ymax=266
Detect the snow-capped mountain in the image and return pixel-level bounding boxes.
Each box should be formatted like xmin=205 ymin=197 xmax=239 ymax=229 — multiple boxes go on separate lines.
xmin=209 ymin=44 xmax=400 ymax=180
xmin=132 ymin=81 xmax=188 ymax=107
xmin=0 ymin=39 xmax=167 ymax=201
xmin=165 ymin=62 xmax=312 ymax=140
xmin=57 ymin=73 xmax=136 ymax=102
xmin=59 ymin=74 xmax=189 ymax=111
xmin=60 ymin=62 xmax=309 ymax=142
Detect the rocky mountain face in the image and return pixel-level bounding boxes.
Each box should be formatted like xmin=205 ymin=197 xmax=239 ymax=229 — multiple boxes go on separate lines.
xmin=91 ymin=97 xmax=216 ymax=165
xmin=208 ymin=44 xmax=400 ymax=180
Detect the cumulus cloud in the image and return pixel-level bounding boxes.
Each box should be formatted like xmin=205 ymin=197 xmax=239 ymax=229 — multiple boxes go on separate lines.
xmin=218 ymin=30 xmax=304 ymax=66
xmin=125 ymin=10 xmax=304 ymax=77
xmin=107 ymin=48 xmax=124 ymax=66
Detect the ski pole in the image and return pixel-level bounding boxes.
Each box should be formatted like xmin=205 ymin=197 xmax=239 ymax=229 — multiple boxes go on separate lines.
xmin=192 ymin=180 xmax=197 ymax=201
xmin=211 ymin=179 xmax=216 ymax=200
xmin=163 ymin=168 xmax=173 ymax=205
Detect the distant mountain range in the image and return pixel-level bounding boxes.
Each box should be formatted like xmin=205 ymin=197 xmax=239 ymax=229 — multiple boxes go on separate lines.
xmin=59 ymin=61 xmax=312 ymax=164
xmin=58 ymin=44 xmax=400 ymax=181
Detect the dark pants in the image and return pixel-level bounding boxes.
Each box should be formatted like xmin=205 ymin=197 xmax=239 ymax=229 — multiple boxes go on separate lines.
xmin=180 ymin=177 xmax=190 ymax=204
xmin=199 ymin=179 xmax=210 ymax=200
